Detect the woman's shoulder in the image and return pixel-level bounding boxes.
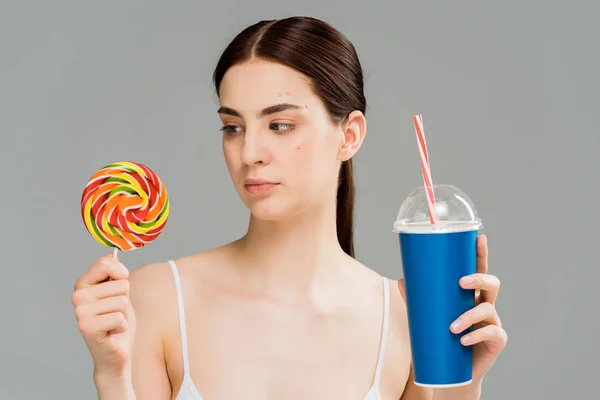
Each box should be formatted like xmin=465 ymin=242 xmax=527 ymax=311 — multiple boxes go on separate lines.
xmin=123 ymin=244 xmax=235 ymax=344
xmin=129 ymin=242 xmax=235 ymax=293
xmin=354 ymin=264 xmax=412 ymax=397
xmin=351 ymin=259 xmax=406 ymax=312
xmin=343 ymin=258 xmax=413 ymax=397
xmin=382 ymin=277 xmax=413 ymax=398
xmin=126 ymin=258 xmax=178 ymax=325
xmin=349 ymin=260 xmax=410 ymax=342
xmin=363 ymin=269 xmax=407 ymax=340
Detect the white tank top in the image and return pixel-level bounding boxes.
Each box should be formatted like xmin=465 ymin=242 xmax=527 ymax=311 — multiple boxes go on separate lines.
xmin=168 ymin=260 xmax=390 ymax=400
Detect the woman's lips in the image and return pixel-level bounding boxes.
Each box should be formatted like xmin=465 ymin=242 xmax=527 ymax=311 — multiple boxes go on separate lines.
xmin=245 ymin=182 xmax=279 ymax=195
xmin=244 ymin=178 xmax=279 ymax=195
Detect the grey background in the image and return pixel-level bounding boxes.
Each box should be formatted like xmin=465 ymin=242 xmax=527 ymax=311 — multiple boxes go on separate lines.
xmin=1 ymin=0 xmax=598 ymax=399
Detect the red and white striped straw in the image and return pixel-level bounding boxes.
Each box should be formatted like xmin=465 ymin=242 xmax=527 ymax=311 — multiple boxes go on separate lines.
xmin=413 ymin=114 xmax=438 ymax=224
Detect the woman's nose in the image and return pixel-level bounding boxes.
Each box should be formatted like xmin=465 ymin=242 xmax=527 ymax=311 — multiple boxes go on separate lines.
xmin=240 ymin=127 xmax=271 ymax=166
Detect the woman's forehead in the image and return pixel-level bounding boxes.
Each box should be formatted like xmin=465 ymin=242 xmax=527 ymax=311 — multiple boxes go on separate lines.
xmin=219 ymin=60 xmax=314 ymax=103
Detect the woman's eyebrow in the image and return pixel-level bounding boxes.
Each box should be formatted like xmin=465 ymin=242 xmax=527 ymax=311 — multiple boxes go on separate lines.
xmin=217 ymin=103 xmax=303 ymax=119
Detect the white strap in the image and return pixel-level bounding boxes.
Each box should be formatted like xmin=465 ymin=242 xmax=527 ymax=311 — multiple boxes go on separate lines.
xmin=168 ymin=260 xmax=190 ymax=375
xmin=374 ymin=277 xmax=390 ymax=384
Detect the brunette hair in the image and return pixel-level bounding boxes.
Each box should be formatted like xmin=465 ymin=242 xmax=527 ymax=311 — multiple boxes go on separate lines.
xmin=213 ymin=16 xmax=366 ymax=258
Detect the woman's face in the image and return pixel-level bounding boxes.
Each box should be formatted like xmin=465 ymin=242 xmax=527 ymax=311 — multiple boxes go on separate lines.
xmin=217 ymin=59 xmax=360 ymax=220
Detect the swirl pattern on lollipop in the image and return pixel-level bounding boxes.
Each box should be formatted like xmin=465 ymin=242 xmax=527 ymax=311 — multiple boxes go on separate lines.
xmin=81 ymin=161 xmax=169 ymax=251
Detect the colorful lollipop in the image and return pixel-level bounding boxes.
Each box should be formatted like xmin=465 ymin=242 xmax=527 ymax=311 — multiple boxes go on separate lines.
xmin=81 ymin=161 xmax=169 ymax=255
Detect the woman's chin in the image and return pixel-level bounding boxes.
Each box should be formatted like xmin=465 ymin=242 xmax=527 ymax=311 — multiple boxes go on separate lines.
xmin=245 ymin=198 xmax=298 ymax=221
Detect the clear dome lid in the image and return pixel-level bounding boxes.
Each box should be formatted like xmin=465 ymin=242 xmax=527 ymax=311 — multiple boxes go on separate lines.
xmin=392 ymin=184 xmax=482 ymax=233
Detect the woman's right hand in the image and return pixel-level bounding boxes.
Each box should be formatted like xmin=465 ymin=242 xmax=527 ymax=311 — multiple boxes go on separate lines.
xmin=72 ymin=253 xmax=137 ymax=380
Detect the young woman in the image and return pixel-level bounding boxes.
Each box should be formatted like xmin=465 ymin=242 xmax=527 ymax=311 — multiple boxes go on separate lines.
xmin=72 ymin=16 xmax=507 ymax=400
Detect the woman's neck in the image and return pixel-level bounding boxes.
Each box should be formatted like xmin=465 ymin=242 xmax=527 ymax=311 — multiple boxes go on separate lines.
xmin=231 ymin=202 xmax=350 ymax=301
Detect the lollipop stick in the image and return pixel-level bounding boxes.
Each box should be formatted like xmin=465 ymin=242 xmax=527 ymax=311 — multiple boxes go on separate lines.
xmin=105 ymin=248 xmax=119 ymax=282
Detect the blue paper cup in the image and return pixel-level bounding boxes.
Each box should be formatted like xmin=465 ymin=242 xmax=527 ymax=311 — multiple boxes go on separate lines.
xmin=393 ymin=184 xmax=482 ymax=388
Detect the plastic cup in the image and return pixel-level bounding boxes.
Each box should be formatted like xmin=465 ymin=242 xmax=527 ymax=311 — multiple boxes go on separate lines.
xmin=392 ymin=184 xmax=482 ymax=388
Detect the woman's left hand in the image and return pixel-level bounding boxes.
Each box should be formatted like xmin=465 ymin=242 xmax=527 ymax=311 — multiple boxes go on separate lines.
xmin=449 ymin=234 xmax=508 ymax=386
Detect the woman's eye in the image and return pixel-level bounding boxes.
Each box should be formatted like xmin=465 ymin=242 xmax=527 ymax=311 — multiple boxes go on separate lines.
xmin=220 ymin=123 xmax=295 ymax=137
xmin=220 ymin=125 xmax=241 ymax=137
xmin=270 ymin=122 xmax=296 ymax=134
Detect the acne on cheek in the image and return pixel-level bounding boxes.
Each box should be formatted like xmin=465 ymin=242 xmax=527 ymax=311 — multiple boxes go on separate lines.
xmin=292 ymin=142 xmax=309 ymax=160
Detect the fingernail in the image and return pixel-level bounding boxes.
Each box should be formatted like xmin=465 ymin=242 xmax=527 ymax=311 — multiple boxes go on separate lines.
xmin=461 ymin=276 xmax=474 ymax=285
xmin=461 ymin=335 xmax=472 ymax=345
xmin=451 ymin=320 xmax=462 ymax=332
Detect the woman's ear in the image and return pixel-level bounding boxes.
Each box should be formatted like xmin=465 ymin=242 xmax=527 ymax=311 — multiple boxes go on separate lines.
xmin=337 ymin=110 xmax=367 ymax=161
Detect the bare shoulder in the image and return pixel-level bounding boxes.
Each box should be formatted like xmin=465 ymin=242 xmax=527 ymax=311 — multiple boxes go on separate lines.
xmin=129 ymin=259 xmax=172 ymax=287
xmin=382 ymin=278 xmax=433 ymax=400
xmin=345 ymin=257 xmax=414 ymax=398
xmin=127 ymin=243 xmax=235 ymax=316
xmin=385 ymin=278 xmax=408 ymax=328
xmin=127 ymin=259 xmax=178 ymax=340
xmin=129 ymin=260 xmax=173 ymax=305
xmin=377 ymin=277 xmax=413 ymax=399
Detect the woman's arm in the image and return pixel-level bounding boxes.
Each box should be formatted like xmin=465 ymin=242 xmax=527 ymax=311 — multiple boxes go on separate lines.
xmin=94 ymin=370 xmax=136 ymax=400
xmin=399 ymin=366 xmax=432 ymax=400
xmin=131 ymin=264 xmax=173 ymax=398
xmin=95 ymin=264 xmax=174 ymax=399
